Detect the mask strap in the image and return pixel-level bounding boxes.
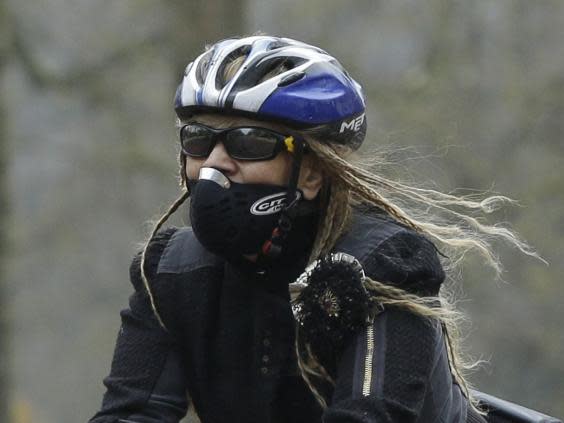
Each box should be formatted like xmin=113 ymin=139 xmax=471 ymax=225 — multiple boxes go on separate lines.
xmin=260 ymin=136 xmax=305 ymax=259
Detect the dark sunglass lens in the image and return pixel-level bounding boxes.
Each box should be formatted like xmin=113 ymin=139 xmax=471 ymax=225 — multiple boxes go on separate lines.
xmin=226 ymin=128 xmax=281 ymax=160
xmin=180 ymin=125 xmax=214 ymax=157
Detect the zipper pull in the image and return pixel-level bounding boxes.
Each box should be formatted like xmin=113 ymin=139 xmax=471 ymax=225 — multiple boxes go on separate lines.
xmin=366 ymin=302 xmax=384 ymax=324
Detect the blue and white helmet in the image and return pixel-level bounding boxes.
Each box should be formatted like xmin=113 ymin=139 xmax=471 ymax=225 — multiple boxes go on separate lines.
xmin=174 ymin=35 xmax=367 ymax=150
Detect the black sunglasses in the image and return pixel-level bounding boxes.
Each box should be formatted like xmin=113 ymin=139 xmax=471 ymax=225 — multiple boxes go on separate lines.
xmin=179 ymin=123 xmax=297 ymax=161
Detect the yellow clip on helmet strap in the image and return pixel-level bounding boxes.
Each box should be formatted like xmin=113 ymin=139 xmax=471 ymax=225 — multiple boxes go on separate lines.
xmin=284 ymin=136 xmax=295 ymax=153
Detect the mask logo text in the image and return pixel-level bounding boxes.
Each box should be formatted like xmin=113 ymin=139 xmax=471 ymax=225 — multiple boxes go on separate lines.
xmin=250 ymin=192 xmax=301 ymax=215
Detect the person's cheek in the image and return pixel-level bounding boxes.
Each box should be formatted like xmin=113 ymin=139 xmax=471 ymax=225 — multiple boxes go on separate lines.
xmin=185 ymin=158 xmax=203 ymax=180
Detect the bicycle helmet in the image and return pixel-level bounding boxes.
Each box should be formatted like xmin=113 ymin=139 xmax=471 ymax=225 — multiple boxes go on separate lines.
xmin=174 ymin=35 xmax=366 ymax=150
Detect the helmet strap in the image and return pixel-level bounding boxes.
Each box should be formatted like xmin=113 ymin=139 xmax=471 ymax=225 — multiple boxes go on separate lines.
xmin=260 ymin=137 xmax=305 ymax=259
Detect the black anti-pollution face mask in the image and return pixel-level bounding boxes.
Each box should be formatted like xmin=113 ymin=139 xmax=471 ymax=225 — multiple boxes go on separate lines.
xmin=188 ymin=168 xmax=316 ymax=260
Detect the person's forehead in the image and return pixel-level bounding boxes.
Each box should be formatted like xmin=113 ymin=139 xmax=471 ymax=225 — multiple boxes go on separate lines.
xmin=190 ymin=113 xmax=291 ymax=133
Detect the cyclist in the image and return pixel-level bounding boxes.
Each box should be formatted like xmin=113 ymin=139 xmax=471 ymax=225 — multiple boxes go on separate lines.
xmin=89 ymin=35 xmax=540 ymax=423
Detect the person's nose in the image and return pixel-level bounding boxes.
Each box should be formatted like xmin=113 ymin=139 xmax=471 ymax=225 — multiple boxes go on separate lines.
xmin=202 ymin=141 xmax=237 ymax=175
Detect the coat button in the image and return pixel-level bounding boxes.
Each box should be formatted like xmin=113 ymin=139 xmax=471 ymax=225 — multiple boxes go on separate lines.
xmin=263 ymin=338 xmax=271 ymax=347
xmin=261 ymin=366 xmax=269 ymax=375
xmin=262 ymin=355 xmax=270 ymax=363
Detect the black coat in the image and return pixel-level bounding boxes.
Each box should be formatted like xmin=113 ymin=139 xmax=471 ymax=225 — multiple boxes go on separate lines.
xmin=89 ymin=211 xmax=485 ymax=423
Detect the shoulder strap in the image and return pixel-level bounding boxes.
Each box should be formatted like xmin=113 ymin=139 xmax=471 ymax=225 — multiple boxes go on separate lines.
xmin=130 ymin=227 xmax=179 ymax=292
xmin=157 ymin=226 xmax=223 ymax=275
xmin=333 ymin=212 xmax=404 ymax=262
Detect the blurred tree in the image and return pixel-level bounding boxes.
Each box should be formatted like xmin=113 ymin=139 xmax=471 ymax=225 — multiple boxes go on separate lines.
xmin=169 ymin=0 xmax=247 ymax=74
xmin=0 ymin=1 xmax=10 ymax=421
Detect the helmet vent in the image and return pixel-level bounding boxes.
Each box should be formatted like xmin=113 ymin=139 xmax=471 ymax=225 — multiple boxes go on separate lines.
xmin=216 ymin=45 xmax=251 ymax=90
xmin=258 ymin=57 xmax=307 ymax=84
xmin=196 ymin=49 xmax=214 ymax=85
xmin=267 ymin=40 xmax=291 ymax=51
xmin=278 ymin=71 xmax=306 ymax=87
xmin=224 ymin=56 xmax=307 ymax=108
